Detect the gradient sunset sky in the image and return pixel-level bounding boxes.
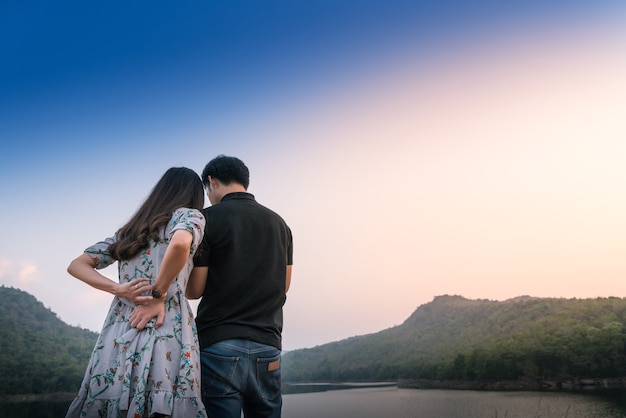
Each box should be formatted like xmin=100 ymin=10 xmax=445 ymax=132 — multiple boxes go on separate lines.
xmin=1 ymin=1 xmax=625 ymax=351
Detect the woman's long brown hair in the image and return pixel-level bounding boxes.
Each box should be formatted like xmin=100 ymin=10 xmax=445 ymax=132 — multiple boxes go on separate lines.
xmin=109 ymin=167 xmax=204 ymax=261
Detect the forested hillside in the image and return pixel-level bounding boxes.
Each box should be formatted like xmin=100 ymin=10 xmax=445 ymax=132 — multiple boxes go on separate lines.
xmin=0 ymin=286 xmax=97 ymax=395
xmin=283 ymin=295 xmax=626 ymax=384
xmin=5 ymin=287 xmax=626 ymax=395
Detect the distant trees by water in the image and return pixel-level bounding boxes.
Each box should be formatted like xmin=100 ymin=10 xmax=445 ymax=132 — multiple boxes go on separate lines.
xmin=283 ymin=295 xmax=626 ymax=384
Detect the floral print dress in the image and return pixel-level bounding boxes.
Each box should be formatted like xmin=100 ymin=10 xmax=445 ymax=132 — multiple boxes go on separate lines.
xmin=66 ymin=208 xmax=207 ymax=418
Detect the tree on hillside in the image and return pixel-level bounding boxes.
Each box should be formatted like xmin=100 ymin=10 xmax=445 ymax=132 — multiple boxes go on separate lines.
xmin=283 ymin=295 xmax=626 ymax=384
xmin=0 ymin=286 xmax=98 ymax=395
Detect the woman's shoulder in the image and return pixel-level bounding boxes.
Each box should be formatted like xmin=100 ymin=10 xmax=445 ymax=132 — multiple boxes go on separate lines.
xmin=170 ymin=207 xmax=205 ymax=226
xmin=172 ymin=207 xmax=203 ymax=217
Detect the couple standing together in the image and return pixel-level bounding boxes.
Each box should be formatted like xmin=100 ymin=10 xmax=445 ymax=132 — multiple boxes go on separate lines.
xmin=65 ymin=155 xmax=293 ymax=418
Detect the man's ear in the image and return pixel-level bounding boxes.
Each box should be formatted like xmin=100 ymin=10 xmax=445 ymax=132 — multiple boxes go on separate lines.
xmin=208 ymin=176 xmax=219 ymax=189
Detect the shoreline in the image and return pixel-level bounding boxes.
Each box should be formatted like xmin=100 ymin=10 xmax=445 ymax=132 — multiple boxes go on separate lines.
xmin=283 ymin=381 xmax=396 ymax=394
xmin=4 ymin=377 xmax=626 ymax=402
xmin=398 ymin=377 xmax=626 ymax=392
xmin=0 ymin=392 xmax=76 ymax=403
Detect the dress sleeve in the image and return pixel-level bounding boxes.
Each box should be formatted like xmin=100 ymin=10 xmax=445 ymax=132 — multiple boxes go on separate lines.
xmin=84 ymin=236 xmax=117 ymax=269
xmin=168 ymin=208 xmax=206 ymax=257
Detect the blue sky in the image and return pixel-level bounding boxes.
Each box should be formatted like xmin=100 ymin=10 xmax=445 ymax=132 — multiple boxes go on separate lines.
xmin=2 ymin=1 xmax=625 ymax=350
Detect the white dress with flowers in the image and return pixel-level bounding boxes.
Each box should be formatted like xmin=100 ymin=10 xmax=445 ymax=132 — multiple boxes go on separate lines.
xmin=66 ymin=208 xmax=207 ymax=418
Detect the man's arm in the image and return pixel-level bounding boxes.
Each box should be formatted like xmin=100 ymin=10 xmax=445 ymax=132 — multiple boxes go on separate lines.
xmin=186 ymin=266 xmax=208 ymax=299
xmin=286 ymin=265 xmax=292 ymax=293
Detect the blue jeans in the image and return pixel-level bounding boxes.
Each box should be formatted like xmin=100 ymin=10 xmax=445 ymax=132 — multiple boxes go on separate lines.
xmin=200 ymin=339 xmax=282 ymax=418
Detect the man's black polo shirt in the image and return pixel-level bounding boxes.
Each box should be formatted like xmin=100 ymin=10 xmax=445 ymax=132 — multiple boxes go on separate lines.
xmin=194 ymin=192 xmax=293 ymax=350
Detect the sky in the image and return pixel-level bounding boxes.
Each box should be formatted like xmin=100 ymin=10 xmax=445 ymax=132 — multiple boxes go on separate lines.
xmin=1 ymin=1 xmax=625 ymax=351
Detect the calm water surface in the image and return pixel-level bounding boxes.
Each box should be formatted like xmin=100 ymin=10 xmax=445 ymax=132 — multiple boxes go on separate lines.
xmin=283 ymin=386 xmax=626 ymax=418
xmin=3 ymin=387 xmax=626 ymax=417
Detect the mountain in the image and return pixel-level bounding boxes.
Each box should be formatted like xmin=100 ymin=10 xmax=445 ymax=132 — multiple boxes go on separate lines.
xmin=282 ymin=295 xmax=626 ymax=385
xmin=5 ymin=287 xmax=626 ymax=395
xmin=0 ymin=286 xmax=98 ymax=395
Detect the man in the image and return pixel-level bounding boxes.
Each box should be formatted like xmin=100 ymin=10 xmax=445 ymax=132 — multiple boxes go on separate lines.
xmin=187 ymin=155 xmax=293 ymax=418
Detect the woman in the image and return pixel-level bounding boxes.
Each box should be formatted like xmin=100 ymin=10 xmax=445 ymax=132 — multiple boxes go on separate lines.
xmin=65 ymin=167 xmax=207 ymax=418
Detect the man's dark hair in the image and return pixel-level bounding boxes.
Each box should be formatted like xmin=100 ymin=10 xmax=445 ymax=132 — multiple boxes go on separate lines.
xmin=202 ymin=155 xmax=250 ymax=189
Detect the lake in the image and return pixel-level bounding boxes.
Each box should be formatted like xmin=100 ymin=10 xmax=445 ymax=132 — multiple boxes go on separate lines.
xmin=283 ymin=386 xmax=626 ymax=417
xmin=3 ymin=386 xmax=626 ymax=417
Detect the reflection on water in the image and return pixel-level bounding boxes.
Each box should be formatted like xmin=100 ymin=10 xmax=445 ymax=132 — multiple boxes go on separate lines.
xmin=2 ymin=387 xmax=626 ymax=418
xmin=283 ymin=386 xmax=626 ymax=418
